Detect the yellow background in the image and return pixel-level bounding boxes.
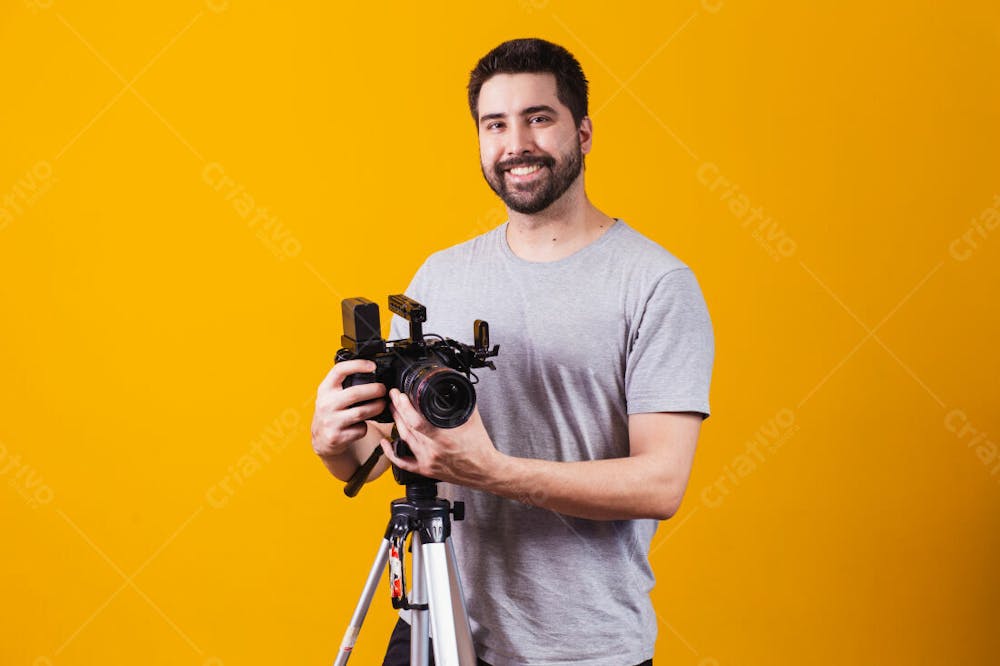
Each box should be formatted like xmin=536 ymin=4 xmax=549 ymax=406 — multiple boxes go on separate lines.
xmin=2 ymin=1 xmax=998 ymax=664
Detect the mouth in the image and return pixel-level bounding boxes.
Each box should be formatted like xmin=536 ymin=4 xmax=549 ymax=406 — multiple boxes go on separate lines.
xmin=507 ymin=164 xmax=543 ymax=177
xmin=501 ymin=161 xmax=550 ymax=184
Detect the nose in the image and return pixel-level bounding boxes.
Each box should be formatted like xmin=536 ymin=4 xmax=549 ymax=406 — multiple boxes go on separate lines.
xmin=506 ymin=122 xmax=535 ymax=156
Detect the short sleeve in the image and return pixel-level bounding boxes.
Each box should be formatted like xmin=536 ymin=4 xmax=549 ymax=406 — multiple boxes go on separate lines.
xmin=625 ymin=267 xmax=715 ymax=418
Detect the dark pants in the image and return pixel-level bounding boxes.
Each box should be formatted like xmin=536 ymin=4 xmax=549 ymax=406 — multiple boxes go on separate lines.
xmin=383 ymin=618 xmax=653 ymax=666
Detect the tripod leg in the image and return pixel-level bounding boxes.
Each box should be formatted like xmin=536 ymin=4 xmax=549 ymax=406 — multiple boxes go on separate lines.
xmin=410 ymin=532 xmax=431 ymax=666
xmin=422 ymin=541 xmax=478 ymax=666
xmin=333 ymin=538 xmax=391 ymax=666
xmin=446 ymin=539 xmax=477 ymax=665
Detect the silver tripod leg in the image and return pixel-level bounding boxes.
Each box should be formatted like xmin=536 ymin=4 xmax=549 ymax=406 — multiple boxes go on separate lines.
xmin=447 ymin=538 xmax=476 ymax=663
xmin=333 ymin=539 xmax=390 ymax=666
xmin=421 ymin=538 xmax=477 ymax=666
xmin=410 ymin=532 xmax=430 ymax=666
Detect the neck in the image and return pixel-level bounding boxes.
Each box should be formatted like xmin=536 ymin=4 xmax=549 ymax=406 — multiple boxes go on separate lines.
xmin=505 ymin=179 xmax=615 ymax=262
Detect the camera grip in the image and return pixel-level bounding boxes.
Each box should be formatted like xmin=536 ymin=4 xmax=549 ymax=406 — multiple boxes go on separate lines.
xmin=341 ymin=370 xmax=393 ymax=425
xmin=342 ymin=371 xmax=376 ymax=389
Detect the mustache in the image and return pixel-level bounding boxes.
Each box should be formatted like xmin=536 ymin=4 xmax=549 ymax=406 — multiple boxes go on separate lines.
xmin=495 ymin=154 xmax=556 ymax=173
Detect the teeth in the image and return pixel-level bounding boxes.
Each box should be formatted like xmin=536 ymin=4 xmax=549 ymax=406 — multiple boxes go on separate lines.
xmin=509 ymin=164 xmax=541 ymax=176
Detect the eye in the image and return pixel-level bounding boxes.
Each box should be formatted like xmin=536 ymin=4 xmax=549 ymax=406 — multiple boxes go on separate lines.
xmin=486 ymin=121 xmax=505 ymax=131
xmin=529 ymin=115 xmax=551 ymax=124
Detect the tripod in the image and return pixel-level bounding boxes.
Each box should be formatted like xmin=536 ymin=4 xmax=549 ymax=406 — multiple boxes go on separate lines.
xmin=334 ymin=454 xmax=477 ymax=665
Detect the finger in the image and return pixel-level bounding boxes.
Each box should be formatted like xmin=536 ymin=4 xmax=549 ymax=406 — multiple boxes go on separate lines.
xmin=339 ymin=399 xmax=386 ymax=425
xmin=316 ymin=421 xmax=367 ymax=456
xmin=389 ymin=404 xmax=429 ymax=458
xmin=330 ymin=381 xmax=387 ymax=411
xmin=390 ymin=388 xmax=427 ymax=432
xmin=390 ymin=402 xmax=415 ymax=444
xmin=381 ymin=439 xmax=418 ymax=473
xmin=320 ymin=359 xmax=377 ymax=391
xmin=390 ymin=407 xmax=432 ymax=471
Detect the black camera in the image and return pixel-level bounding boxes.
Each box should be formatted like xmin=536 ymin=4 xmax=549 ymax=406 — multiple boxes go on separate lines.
xmin=335 ymin=294 xmax=499 ymax=429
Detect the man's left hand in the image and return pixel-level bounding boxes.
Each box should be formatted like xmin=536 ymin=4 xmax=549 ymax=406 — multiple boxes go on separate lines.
xmin=379 ymin=388 xmax=501 ymax=487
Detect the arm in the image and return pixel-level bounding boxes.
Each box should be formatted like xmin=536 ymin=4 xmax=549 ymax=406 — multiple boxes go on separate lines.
xmin=489 ymin=411 xmax=701 ymax=520
xmin=379 ymin=388 xmax=703 ymax=521
xmin=316 ymin=420 xmax=393 ymax=483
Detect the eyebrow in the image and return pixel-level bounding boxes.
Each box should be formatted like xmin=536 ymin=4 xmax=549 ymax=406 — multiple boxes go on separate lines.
xmin=479 ymin=104 xmax=560 ymax=125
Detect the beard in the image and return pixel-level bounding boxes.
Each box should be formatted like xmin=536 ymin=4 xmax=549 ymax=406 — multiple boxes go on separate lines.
xmin=481 ymin=141 xmax=584 ymax=215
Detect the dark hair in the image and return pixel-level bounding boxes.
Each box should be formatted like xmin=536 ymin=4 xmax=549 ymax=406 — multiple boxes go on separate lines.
xmin=467 ymin=38 xmax=589 ymax=127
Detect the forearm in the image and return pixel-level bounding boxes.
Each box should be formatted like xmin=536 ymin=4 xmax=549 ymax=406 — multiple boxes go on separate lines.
xmin=318 ymin=422 xmax=386 ymax=482
xmin=381 ymin=390 xmax=700 ymax=520
xmin=483 ymin=452 xmax=687 ymax=521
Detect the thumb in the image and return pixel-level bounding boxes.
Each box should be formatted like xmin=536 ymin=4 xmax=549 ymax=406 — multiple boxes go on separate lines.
xmin=381 ymin=439 xmax=418 ymax=473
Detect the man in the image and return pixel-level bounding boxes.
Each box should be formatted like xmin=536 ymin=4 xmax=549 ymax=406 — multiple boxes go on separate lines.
xmin=312 ymin=38 xmax=714 ymax=666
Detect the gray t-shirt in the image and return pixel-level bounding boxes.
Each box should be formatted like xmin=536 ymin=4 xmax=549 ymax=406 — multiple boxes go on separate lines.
xmin=389 ymin=219 xmax=714 ymax=666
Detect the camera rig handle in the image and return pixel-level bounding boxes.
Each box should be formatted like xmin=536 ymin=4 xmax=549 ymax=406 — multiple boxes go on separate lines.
xmin=472 ymin=320 xmax=499 ymax=370
xmin=344 ymin=441 xmax=385 ymax=498
xmin=389 ymin=294 xmax=426 ymax=343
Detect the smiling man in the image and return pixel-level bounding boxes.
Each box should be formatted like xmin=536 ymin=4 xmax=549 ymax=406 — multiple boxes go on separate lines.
xmin=312 ymin=38 xmax=715 ymax=665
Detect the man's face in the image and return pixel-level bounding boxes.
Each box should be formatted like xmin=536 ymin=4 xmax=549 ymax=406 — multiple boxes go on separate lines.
xmin=476 ymin=72 xmax=591 ymax=215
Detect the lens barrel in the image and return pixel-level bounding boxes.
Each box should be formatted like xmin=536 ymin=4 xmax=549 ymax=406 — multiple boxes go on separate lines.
xmin=401 ymin=362 xmax=476 ymax=428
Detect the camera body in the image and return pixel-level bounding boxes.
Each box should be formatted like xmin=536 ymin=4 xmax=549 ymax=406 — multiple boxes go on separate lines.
xmin=335 ymin=294 xmax=499 ymax=430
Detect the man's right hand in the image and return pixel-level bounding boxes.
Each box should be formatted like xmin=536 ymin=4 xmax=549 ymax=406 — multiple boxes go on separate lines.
xmin=311 ymin=359 xmax=388 ymax=460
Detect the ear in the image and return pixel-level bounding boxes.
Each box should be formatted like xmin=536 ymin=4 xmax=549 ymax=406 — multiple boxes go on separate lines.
xmin=578 ymin=116 xmax=594 ymax=155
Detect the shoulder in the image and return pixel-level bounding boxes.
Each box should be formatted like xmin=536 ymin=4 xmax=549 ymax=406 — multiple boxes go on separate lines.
xmin=418 ymin=224 xmax=503 ymax=275
xmin=610 ymin=220 xmax=695 ymax=284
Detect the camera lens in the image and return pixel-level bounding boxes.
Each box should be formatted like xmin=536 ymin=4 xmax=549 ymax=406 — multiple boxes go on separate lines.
xmin=402 ymin=363 xmax=476 ymax=428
